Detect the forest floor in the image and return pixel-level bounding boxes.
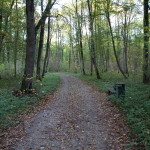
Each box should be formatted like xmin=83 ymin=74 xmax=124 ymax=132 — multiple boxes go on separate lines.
xmin=2 ymin=74 xmax=132 ymax=150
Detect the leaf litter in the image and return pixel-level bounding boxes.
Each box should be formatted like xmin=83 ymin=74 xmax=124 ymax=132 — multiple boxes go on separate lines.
xmin=1 ymin=74 xmax=134 ymax=150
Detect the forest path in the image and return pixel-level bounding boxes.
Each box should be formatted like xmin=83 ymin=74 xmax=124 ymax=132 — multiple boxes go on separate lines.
xmin=13 ymin=74 xmax=130 ymax=150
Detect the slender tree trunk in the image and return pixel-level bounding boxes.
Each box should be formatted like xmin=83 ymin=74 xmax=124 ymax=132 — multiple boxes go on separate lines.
xmin=87 ymin=0 xmax=101 ymax=79
xmin=36 ymin=1 xmax=45 ymax=80
xmin=35 ymin=0 xmax=56 ymax=34
xmin=84 ymin=19 xmax=93 ymax=75
xmin=0 ymin=1 xmax=4 ymax=60
xmin=107 ymin=15 xmax=127 ymax=78
xmin=45 ymin=20 xmax=53 ymax=72
xmin=14 ymin=0 xmax=19 ymax=77
xmin=104 ymin=31 xmax=110 ymax=72
xmin=79 ymin=0 xmax=85 ymax=75
xmin=0 ymin=0 xmax=15 ymax=56
xmin=143 ymin=0 xmax=149 ymax=84
xmin=45 ymin=49 xmax=50 ymax=72
xmin=79 ymin=32 xmax=85 ymax=75
xmin=42 ymin=16 xmax=51 ymax=77
xmin=97 ymin=23 xmax=104 ymax=72
xmin=0 ymin=1 xmax=3 ymax=56
xmin=7 ymin=18 xmax=13 ymax=63
xmin=105 ymin=0 xmax=127 ymax=79
xmin=123 ymin=12 xmax=129 ymax=76
xmin=69 ymin=15 xmax=73 ymax=71
xmin=69 ymin=49 xmax=71 ymax=71
xmin=75 ymin=0 xmax=85 ymax=75
xmin=21 ymin=0 xmax=35 ymax=91
xmin=0 ymin=3 xmax=2 ymax=32
xmin=36 ymin=23 xmax=45 ymax=80
xmin=59 ymin=31 xmax=63 ymax=62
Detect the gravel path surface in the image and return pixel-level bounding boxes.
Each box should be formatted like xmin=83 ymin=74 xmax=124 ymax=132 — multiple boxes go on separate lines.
xmin=13 ymin=74 xmax=130 ymax=150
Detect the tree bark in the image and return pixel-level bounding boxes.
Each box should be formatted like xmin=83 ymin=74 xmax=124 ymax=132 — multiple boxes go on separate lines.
xmin=84 ymin=19 xmax=93 ymax=75
xmin=105 ymin=0 xmax=127 ymax=79
xmin=0 ymin=1 xmax=3 ymax=55
xmin=42 ymin=16 xmax=51 ymax=77
xmin=21 ymin=0 xmax=35 ymax=90
xmin=123 ymin=11 xmax=129 ymax=76
xmin=143 ymin=0 xmax=150 ymax=84
xmin=14 ymin=0 xmax=19 ymax=77
xmin=105 ymin=31 xmax=110 ymax=72
xmin=0 ymin=0 xmax=15 ymax=56
xmin=36 ymin=0 xmax=45 ymax=80
xmin=75 ymin=0 xmax=85 ymax=75
xmin=69 ymin=15 xmax=73 ymax=71
xmin=87 ymin=0 xmax=101 ymax=79
xmin=35 ymin=0 xmax=56 ymax=34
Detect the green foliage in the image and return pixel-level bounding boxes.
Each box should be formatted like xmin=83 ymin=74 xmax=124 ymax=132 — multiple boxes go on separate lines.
xmin=0 ymin=73 xmax=60 ymax=131
xmin=76 ymin=72 xmax=150 ymax=150
xmin=34 ymin=73 xmax=60 ymax=97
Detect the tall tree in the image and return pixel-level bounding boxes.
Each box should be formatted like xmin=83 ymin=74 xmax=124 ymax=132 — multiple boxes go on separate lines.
xmin=14 ymin=0 xmax=19 ymax=77
xmin=36 ymin=0 xmax=56 ymax=80
xmin=75 ymin=0 xmax=86 ymax=75
xmin=0 ymin=0 xmax=15 ymax=59
xmin=36 ymin=0 xmax=45 ymax=80
xmin=35 ymin=0 xmax=56 ymax=34
xmin=87 ymin=0 xmax=101 ymax=79
xmin=105 ymin=0 xmax=127 ymax=79
xmin=21 ymin=0 xmax=36 ymax=90
xmin=42 ymin=16 xmax=52 ymax=77
xmin=0 ymin=0 xmax=4 ymax=56
xmin=143 ymin=0 xmax=150 ymax=84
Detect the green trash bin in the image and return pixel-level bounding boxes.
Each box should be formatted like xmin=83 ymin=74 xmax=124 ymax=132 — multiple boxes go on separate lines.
xmin=115 ymin=83 xmax=125 ymax=98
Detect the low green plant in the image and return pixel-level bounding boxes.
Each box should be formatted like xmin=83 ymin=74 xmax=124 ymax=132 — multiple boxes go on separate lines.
xmin=75 ymin=72 xmax=150 ymax=150
xmin=0 ymin=73 xmax=60 ymax=131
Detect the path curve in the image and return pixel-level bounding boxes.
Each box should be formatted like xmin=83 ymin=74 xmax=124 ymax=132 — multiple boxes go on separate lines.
xmin=13 ymin=74 xmax=130 ymax=150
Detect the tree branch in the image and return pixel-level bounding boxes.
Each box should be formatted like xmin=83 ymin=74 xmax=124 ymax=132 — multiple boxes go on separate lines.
xmin=35 ymin=0 xmax=56 ymax=34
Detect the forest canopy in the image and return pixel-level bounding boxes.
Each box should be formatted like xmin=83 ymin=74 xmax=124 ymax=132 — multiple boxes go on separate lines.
xmin=0 ymin=0 xmax=149 ymax=88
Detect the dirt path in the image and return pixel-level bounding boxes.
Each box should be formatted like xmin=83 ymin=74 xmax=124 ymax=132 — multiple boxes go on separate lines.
xmin=12 ymin=74 xmax=131 ymax=150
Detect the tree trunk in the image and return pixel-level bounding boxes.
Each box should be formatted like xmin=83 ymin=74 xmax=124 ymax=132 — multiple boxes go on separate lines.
xmin=36 ymin=23 xmax=45 ymax=80
xmin=36 ymin=1 xmax=45 ymax=80
xmin=143 ymin=0 xmax=149 ymax=84
xmin=75 ymin=0 xmax=85 ymax=75
xmin=0 ymin=0 xmax=15 ymax=56
xmin=0 ymin=1 xmax=3 ymax=56
xmin=84 ymin=19 xmax=93 ymax=75
xmin=123 ymin=12 xmax=129 ymax=76
xmin=42 ymin=16 xmax=51 ymax=77
xmin=105 ymin=0 xmax=127 ymax=79
xmin=45 ymin=50 xmax=50 ymax=72
xmin=35 ymin=0 xmax=56 ymax=34
xmin=105 ymin=31 xmax=110 ymax=72
xmin=87 ymin=0 xmax=101 ymax=79
xmin=14 ymin=0 xmax=19 ymax=77
xmin=69 ymin=15 xmax=74 ymax=71
xmin=79 ymin=32 xmax=85 ymax=75
xmin=21 ymin=0 xmax=35 ymax=91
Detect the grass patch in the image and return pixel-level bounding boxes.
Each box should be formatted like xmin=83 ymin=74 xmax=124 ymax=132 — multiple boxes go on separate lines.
xmin=0 ymin=73 xmax=60 ymax=131
xmin=73 ymin=72 xmax=150 ymax=150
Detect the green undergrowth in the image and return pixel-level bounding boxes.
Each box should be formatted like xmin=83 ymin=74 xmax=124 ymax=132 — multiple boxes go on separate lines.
xmin=0 ymin=73 xmax=60 ymax=131
xmin=72 ymin=72 xmax=150 ymax=150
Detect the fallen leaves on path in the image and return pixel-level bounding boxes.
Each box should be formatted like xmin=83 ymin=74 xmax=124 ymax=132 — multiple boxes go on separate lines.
xmin=1 ymin=74 xmax=134 ymax=150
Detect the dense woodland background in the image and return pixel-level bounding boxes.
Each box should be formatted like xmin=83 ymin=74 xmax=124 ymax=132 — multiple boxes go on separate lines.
xmin=0 ymin=0 xmax=149 ymax=88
